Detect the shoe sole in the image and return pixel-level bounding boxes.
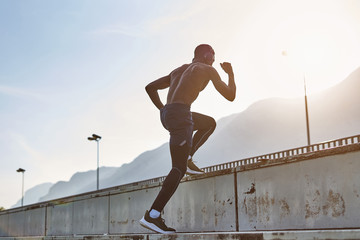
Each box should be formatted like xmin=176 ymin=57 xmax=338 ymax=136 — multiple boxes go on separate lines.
xmin=139 ymin=217 xmax=176 ymax=234
xmin=186 ymin=167 xmax=205 ymax=175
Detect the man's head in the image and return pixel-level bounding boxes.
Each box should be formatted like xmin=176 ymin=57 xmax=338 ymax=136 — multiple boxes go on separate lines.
xmin=193 ymin=44 xmax=215 ymax=66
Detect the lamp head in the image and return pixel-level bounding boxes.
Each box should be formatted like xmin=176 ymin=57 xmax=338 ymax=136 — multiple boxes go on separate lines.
xmin=88 ymin=134 xmax=101 ymax=141
xmin=92 ymin=134 xmax=102 ymax=140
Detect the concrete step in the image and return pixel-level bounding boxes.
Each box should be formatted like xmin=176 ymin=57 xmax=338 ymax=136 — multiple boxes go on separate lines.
xmin=2 ymin=230 xmax=360 ymax=240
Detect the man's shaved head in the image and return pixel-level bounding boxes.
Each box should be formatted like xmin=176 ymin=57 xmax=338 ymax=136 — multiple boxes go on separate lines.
xmin=194 ymin=44 xmax=214 ymax=59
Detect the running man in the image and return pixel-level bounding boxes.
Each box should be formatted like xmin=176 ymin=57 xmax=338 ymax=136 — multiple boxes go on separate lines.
xmin=140 ymin=44 xmax=236 ymax=234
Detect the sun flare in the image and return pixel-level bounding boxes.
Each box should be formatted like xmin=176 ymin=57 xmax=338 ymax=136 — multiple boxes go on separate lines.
xmin=266 ymin=10 xmax=358 ymax=95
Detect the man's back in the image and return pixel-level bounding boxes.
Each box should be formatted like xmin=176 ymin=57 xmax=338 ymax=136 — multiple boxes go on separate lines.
xmin=167 ymin=62 xmax=212 ymax=106
xmin=145 ymin=44 xmax=235 ymax=111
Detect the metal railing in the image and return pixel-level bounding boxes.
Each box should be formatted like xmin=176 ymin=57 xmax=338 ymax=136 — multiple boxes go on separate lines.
xmin=202 ymin=134 xmax=360 ymax=173
xmin=119 ymin=134 xmax=360 ymax=187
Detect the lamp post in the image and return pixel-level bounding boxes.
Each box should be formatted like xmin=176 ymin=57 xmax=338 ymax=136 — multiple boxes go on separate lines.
xmin=88 ymin=134 xmax=101 ymax=190
xmin=303 ymin=74 xmax=311 ymax=146
xmin=16 ymin=168 xmax=25 ymax=207
xmin=282 ymin=50 xmax=311 ymax=147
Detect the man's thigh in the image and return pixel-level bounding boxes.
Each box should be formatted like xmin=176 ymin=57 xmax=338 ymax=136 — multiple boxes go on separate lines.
xmin=192 ymin=112 xmax=215 ymax=131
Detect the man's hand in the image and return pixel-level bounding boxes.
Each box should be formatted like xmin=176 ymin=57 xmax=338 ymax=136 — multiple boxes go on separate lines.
xmin=220 ymin=62 xmax=233 ymax=75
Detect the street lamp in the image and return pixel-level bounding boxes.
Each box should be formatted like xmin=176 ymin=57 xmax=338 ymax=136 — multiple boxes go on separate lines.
xmin=303 ymin=74 xmax=311 ymax=146
xmin=16 ymin=168 xmax=25 ymax=207
xmin=88 ymin=134 xmax=101 ymax=190
xmin=282 ymin=50 xmax=311 ymax=147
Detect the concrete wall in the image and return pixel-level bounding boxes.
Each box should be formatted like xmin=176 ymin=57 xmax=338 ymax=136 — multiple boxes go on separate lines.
xmin=164 ymin=173 xmax=237 ymax=232
xmin=109 ymin=185 xmax=161 ymax=234
xmin=24 ymin=207 xmax=46 ymax=236
xmin=0 ymin=145 xmax=359 ymax=237
xmin=237 ymin=150 xmax=360 ymax=230
xmin=0 ymin=213 xmax=8 ymax=237
xmin=46 ymin=201 xmax=73 ymax=236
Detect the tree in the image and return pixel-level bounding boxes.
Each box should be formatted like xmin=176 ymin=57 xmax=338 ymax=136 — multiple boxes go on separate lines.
xmin=0 ymin=206 xmax=5 ymax=211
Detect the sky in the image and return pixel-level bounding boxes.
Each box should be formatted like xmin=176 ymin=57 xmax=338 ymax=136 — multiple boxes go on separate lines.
xmin=1 ymin=0 xmax=360 ymax=209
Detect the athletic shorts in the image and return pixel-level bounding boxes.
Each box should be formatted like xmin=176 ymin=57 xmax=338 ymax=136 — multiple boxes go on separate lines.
xmin=160 ymin=103 xmax=194 ymax=147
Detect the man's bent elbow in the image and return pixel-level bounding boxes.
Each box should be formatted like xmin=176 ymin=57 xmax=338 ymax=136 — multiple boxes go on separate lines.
xmin=227 ymin=91 xmax=236 ymax=102
xmin=145 ymin=84 xmax=152 ymax=94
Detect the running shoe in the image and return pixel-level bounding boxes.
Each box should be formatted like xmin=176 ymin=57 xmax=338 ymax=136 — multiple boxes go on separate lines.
xmin=139 ymin=210 xmax=176 ymax=234
xmin=186 ymin=158 xmax=205 ymax=175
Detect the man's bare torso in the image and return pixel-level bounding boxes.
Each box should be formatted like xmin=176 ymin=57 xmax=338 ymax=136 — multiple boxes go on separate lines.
xmin=167 ymin=62 xmax=211 ymax=106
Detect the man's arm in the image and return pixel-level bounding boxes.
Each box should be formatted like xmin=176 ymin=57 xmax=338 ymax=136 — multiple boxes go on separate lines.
xmin=209 ymin=62 xmax=236 ymax=101
xmin=145 ymin=75 xmax=170 ymax=110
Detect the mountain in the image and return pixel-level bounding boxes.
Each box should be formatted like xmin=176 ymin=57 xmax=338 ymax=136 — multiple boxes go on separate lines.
xmin=11 ymin=182 xmax=53 ymax=208
xmin=15 ymin=66 xmax=360 ymax=206
xmin=39 ymin=166 xmax=118 ymax=202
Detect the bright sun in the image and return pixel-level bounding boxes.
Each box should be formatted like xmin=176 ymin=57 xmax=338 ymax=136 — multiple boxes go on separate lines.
xmin=266 ymin=10 xmax=358 ymax=96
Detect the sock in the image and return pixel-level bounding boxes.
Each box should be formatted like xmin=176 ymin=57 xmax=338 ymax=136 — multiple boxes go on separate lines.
xmin=149 ymin=209 xmax=160 ymax=219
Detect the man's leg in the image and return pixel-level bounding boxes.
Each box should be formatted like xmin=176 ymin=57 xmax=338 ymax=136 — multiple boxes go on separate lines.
xmin=140 ymin=143 xmax=189 ymax=234
xmin=189 ymin=112 xmax=216 ymax=157
xmin=150 ymin=143 xmax=189 ymax=211
xmin=186 ymin=112 xmax=216 ymax=174
xmin=140 ymin=104 xmax=193 ymax=234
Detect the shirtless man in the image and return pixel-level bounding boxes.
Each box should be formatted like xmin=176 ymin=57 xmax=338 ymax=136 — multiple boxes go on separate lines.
xmin=140 ymin=44 xmax=236 ymax=234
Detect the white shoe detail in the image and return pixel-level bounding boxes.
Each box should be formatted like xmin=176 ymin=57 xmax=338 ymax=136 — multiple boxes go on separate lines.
xmin=186 ymin=167 xmax=205 ymax=175
xmin=139 ymin=217 xmax=175 ymax=234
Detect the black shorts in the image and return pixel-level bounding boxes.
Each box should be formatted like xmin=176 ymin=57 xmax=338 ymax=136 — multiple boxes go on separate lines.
xmin=160 ymin=103 xmax=194 ymax=147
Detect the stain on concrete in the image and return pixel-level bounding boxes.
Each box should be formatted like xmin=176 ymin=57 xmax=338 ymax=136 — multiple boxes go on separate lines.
xmin=201 ymin=206 xmax=206 ymax=214
xmin=305 ymin=189 xmax=321 ymax=219
xmin=110 ymin=220 xmax=115 ymax=228
xmin=177 ymin=208 xmax=183 ymax=223
xmin=323 ymin=190 xmax=345 ymax=217
xmin=201 ymin=206 xmax=209 ymax=226
xmin=354 ymin=189 xmax=360 ymax=198
xmin=279 ymin=198 xmax=290 ymax=218
xmin=258 ymin=192 xmax=274 ymax=222
xmin=245 ymin=183 xmax=256 ymax=194
xmin=243 ymin=196 xmax=257 ymax=222
xmin=216 ymin=233 xmax=262 ymax=240
xmin=117 ymin=219 xmax=128 ymax=225
xmin=215 ymin=205 xmax=226 ymax=227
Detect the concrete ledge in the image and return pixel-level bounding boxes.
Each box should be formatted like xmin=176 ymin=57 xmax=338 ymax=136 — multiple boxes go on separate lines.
xmin=262 ymin=229 xmax=360 ymax=240
xmin=1 ymin=144 xmax=360 ymax=237
xmin=1 ymin=230 xmax=360 ymax=240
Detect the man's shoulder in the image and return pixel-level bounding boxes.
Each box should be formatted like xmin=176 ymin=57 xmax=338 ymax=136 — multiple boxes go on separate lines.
xmin=194 ymin=62 xmax=215 ymax=70
xmin=171 ymin=64 xmax=190 ymax=74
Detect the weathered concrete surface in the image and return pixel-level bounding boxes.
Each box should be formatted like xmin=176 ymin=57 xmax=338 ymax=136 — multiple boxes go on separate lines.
xmin=163 ymin=172 xmax=236 ymax=232
xmin=73 ymin=196 xmax=109 ymax=235
xmin=237 ymin=150 xmax=360 ymax=230
xmin=46 ymin=202 xmax=74 ymax=236
xmin=109 ymin=186 xmax=160 ymax=234
xmin=0 ymin=214 xmax=8 ymax=237
xmin=24 ymin=208 xmax=46 ymax=236
xmin=7 ymin=211 xmax=24 ymax=237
